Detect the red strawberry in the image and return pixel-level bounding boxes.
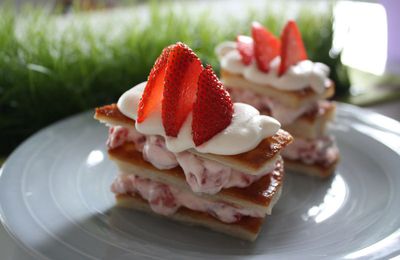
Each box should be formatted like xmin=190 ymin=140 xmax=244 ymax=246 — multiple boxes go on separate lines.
xmin=137 ymin=45 xmax=171 ymax=123
xmin=236 ymin=35 xmax=253 ymax=65
xmin=192 ymin=65 xmax=233 ymax=146
xmin=279 ymin=20 xmax=308 ymax=76
xmin=251 ymin=21 xmax=280 ymax=72
xmin=162 ymin=42 xmax=203 ymax=137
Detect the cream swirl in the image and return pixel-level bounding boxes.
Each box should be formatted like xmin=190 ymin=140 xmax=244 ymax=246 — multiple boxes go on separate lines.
xmin=117 ymin=82 xmax=281 ymax=155
xmin=216 ymin=41 xmax=330 ymax=94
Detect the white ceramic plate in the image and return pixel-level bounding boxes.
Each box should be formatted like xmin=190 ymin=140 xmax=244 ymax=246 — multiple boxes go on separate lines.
xmin=1 ymin=103 xmax=400 ymax=260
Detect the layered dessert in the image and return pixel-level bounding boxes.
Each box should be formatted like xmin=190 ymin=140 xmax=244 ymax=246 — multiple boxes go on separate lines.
xmin=95 ymin=42 xmax=293 ymax=240
xmin=216 ymin=21 xmax=339 ymax=178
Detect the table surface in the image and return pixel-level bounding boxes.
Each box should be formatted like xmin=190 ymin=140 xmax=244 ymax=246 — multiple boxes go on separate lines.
xmin=0 ymin=101 xmax=399 ymax=260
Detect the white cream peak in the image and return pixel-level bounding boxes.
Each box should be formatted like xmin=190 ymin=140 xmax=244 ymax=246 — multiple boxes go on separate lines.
xmin=117 ymin=82 xmax=281 ymax=155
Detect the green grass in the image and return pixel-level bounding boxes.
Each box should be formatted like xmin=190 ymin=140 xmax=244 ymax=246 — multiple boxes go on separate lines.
xmin=0 ymin=2 xmax=349 ymax=156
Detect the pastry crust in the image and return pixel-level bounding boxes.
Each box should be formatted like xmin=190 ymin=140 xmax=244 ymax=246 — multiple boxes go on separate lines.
xmin=221 ymin=69 xmax=335 ymax=109
xmin=115 ymin=193 xmax=265 ymax=241
xmin=95 ymin=104 xmax=133 ymax=127
xmin=190 ymin=130 xmax=292 ymax=175
xmin=283 ymin=102 xmax=336 ymax=139
xmin=284 ymin=156 xmax=340 ymax=178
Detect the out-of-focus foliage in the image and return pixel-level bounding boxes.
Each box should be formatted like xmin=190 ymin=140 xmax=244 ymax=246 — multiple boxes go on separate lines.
xmin=0 ymin=2 xmax=349 ymax=155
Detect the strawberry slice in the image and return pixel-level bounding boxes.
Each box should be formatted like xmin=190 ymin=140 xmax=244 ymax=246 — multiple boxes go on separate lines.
xmin=192 ymin=65 xmax=233 ymax=146
xmin=137 ymin=45 xmax=171 ymax=123
xmin=162 ymin=42 xmax=203 ymax=137
xmin=279 ymin=20 xmax=308 ymax=76
xmin=251 ymin=21 xmax=280 ymax=72
xmin=236 ymin=35 xmax=253 ymax=65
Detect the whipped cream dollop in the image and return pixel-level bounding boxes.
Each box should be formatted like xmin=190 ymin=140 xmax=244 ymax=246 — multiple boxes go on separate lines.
xmin=117 ymin=81 xmax=281 ymax=155
xmin=216 ymin=41 xmax=330 ymax=94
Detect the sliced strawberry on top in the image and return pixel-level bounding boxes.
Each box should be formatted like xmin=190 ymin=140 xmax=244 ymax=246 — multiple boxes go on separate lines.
xmin=279 ymin=20 xmax=308 ymax=76
xmin=236 ymin=35 xmax=253 ymax=65
xmin=251 ymin=21 xmax=280 ymax=72
xmin=137 ymin=45 xmax=172 ymax=123
xmin=162 ymin=42 xmax=203 ymax=137
xmin=192 ymin=65 xmax=233 ymax=146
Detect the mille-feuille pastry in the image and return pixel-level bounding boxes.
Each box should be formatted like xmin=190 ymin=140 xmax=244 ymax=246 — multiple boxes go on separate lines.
xmin=95 ymin=42 xmax=293 ymax=241
xmin=216 ymin=21 xmax=339 ymax=178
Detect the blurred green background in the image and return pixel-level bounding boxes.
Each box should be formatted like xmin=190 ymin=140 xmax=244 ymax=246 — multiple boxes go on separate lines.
xmin=1 ymin=0 xmax=398 ymax=157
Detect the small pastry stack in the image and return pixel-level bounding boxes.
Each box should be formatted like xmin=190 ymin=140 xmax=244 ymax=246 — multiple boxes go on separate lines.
xmin=95 ymin=42 xmax=293 ymax=241
xmin=216 ymin=21 xmax=339 ymax=178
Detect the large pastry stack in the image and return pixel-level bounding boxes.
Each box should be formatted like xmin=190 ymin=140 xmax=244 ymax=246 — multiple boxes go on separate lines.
xmin=95 ymin=42 xmax=292 ymax=240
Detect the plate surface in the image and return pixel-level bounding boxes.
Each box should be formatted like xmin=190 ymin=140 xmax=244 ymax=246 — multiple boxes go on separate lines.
xmin=1 ymin=103 xmax=400 ymax=260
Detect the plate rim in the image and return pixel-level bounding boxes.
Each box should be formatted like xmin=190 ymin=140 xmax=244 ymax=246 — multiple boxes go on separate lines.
xmin=0 ymin=102 xmax=399 ymax=259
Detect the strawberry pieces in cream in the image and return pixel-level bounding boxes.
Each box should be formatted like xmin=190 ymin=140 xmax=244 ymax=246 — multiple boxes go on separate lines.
xmin=111 ymin=174 xmax=265 ymax=223
xmin=107 ymin=125 xmax=277 ymax=195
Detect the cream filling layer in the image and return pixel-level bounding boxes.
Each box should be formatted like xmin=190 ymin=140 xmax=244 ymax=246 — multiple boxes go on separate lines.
xmin=107 ymin=126 xmax=277 ymax=195
xmin=227 ymin=87 xmax=317 ymax=125
xmin=282 ymin=136 xmax=339 ymax=166
xmin=111 ymin=174 xmax=267 ymax=223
